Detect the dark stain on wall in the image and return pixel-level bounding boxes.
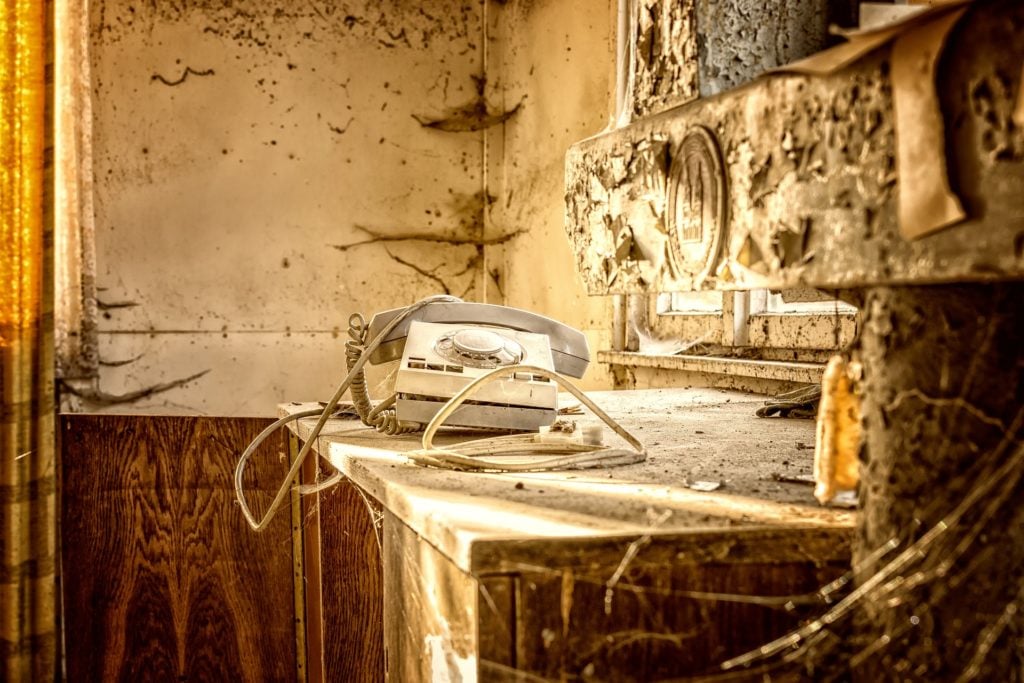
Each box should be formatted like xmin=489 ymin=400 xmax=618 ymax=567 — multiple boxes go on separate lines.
xmin=413 ymin=98 xmax=522 ymax=132
xmin=150 ymin=66 xmax=215 ymax=86
xmin=84 ymin=0 xmax=491 ymax=412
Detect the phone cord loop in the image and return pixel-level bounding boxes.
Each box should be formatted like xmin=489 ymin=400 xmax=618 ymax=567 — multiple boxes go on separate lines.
xmin=346 ymin=312 xmax=418 ymax=435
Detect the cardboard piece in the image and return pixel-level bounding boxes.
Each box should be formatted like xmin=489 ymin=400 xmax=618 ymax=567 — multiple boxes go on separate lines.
xmin=859 ymin=3 xmax=927 ymax=32
xmin=891 ymin=9 xmax=968 ymax=239
xmin=813 ymin=356 xmax=862 ymax=505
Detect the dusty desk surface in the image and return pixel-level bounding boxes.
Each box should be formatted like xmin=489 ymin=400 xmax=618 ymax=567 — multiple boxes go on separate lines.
xmin=281 ymin=388 xmax=852 ymax=573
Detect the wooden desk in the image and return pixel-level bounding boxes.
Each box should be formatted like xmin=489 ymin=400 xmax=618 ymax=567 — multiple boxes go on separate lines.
xmin=283 ymin=388 xmax=852 ymax=682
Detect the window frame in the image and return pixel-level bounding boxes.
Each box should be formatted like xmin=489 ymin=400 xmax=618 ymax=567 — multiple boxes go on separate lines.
xmin=637 ymin=288 xmax=857 ymax=356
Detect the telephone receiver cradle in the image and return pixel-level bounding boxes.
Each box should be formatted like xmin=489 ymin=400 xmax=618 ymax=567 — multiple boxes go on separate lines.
xmin=364 ymin=302 xmax=590 ymax=431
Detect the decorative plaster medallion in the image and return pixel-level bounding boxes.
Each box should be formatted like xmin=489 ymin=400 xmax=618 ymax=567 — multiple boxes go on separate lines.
xmin=666 ymin=125 xmax=727 ymax=284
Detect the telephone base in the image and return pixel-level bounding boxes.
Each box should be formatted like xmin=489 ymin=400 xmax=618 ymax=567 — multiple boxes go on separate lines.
xmin=396 ymin=396 xmax=556 ymax=432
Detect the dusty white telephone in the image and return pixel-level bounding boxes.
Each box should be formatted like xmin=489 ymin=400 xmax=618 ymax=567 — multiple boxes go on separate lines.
xmin=235 ymin=295 xmax=644 ymax=533
xmin=351 ymin=300 xmax=590 ymax=432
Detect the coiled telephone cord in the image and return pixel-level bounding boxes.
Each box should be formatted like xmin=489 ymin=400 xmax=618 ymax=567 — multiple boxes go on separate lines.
xmin=345 ymin=313 xmax=420 ymax=435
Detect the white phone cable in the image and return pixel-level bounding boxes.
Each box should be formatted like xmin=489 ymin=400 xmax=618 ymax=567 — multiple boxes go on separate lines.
xmin=405 ymin=365 xmax=647 ymax=472
xmin=234 ymin=297 xmax=647 ymax=530
xmin=233 ymin=294 xmax=460 ymax=532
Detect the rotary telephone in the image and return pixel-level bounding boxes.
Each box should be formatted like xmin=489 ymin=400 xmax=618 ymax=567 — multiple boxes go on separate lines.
xmin=236 ymin=296 xmax=644 ymax=533
xmin=357 ymin=300 xmax=590 ymax=431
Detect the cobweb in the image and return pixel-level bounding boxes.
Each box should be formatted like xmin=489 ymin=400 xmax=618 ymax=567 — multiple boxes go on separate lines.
xmin=470 ymin=403 xmax=1024 ymax=682
xmin=692 ymin=406 xmax=1024 ymax=681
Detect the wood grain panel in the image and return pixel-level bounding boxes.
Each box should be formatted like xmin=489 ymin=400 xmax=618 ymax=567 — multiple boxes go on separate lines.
xmin=312 ymin=475 xmax=385 ymax=682
xmin=478 ymin=576 xmax=516 ymax=674
xmin=514 ymin=558 xmax=847 ymax=681
xmin=60 ymin=415 xmax=298 ymax=682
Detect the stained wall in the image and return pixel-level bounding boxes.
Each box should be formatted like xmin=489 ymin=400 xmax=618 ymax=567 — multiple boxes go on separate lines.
xmin=77 ymin=0 xmax=619 ymax=415
xmin=83 ymin=0 xmax=490 ymax=414
xmin=485 ymin=0 xmax=618 ymax=391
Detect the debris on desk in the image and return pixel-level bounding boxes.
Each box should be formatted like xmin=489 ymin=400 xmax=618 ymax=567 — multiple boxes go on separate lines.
xmin=558 ymin=402 xmax=584 ymax=415
xmin=549 ymin=419 xmax=577 ymax=433
xmin=771 ymin=472 xmax=816 ymax=485
xmin=755 ymin=384 xmax=821 ymax=419
xmin=316 ymin=400 xmax=360 ymax=418
xmin=829 ymin=490 xmax=858 ymax=509
xmin=686 ymin=480 xmax=723 ymax=492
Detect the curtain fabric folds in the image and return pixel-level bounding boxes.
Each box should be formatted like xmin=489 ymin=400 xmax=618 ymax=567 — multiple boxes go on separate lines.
xmin=0 ymin=0 xmax=58 ymax=680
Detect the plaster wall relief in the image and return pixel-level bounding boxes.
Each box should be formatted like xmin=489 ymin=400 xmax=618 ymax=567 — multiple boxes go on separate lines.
xmin=566 ymin=126 xmax=725 ymax=294
xmin=81 ymin=0 xmax=489 ymax=414
xmin=666 ymin=126 xmax=726 ymax=284
xmin=941 ymin=10 xmax=1024 ymax=240
xmin=568 ymin=127 xmax=731 ymax=293
xmin=566 ymin=2 xmax=1024 ymax=296
xmin=568 ymin=0 xmax=863 ymax=295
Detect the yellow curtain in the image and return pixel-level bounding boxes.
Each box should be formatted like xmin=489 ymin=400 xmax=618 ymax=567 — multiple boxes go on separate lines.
xmin=0 ymin=0 xmax=57 ymax=680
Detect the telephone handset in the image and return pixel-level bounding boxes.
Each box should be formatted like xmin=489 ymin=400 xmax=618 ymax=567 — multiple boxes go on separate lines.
xmin=365 ymin=301 xmax=590 ymax=377
xmin=360 ymin=302 xmax=590 ymax=431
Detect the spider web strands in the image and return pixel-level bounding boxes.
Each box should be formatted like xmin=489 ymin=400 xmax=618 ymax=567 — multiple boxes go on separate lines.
xmin=849 ymin=630 xmax=896 ymax=670
xmin=872 ymin=456 xmax=1021 ymax=609
xmin=604 ymin=509 xmax=672 ymax=615
xmin=478 ymin=558 xmax=853 ymax=613
xmin=481 ymin=536 xmax=903 ymax=617
xmin=720 ymin=408 xmax=1024 ymax=673
xmin=954 ymin=583 xmax=1024 ymax=683
xmin=440 ymin=417 xmax=1021 ymax=680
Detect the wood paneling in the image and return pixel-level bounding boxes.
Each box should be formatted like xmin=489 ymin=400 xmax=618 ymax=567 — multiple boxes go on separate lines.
xmin=513 ymin=557 xmax=848 ymax=681
xmin=61 ymin=415 xmax=298 ymax=682
xmin=312 ymin=475 xmax=385 ymax=682
xmin=478 ymin=576 xmax=516 ymax=674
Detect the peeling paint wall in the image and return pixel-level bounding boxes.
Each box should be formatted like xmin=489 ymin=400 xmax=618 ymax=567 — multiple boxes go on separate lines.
xmin=485 ymin=0 xmax=618 ymax=391
xmin=565 ymin=0 xmax=874 ymax=296
xmin=83 ymin=0 xmax=489 ymax=414
xmin=566 ymin=14 xmax=1024 ymax=295
xmin=629 ymin=0 xmax=698 ymax=118
xmin=623 ymin=0 xmax=854 ymax=120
